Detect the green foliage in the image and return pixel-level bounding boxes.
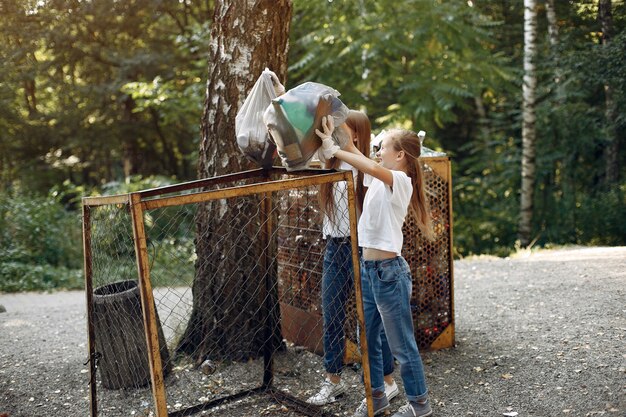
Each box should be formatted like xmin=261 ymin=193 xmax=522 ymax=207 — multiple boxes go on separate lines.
xmin=0 ymin=174 xmax=198 ymax=292
xmin=1 ymin=0 xmax=624 ymax=265
xmin=575 ymin=186 xmax=626 ymax=245
xmin=0 ymin=191 xmax=83 ymax=292
xmin=0 ymin=192 xmax=82 ymax=268
xmin=100 ymin=174 xmax=177 ymax=195
xmin=149 ymin=237 xmax=196 ymax=287
xmin=450 ymin=1 xmax=626 ymax=255
xmin=452 ymin=135 xmax=521 ymax=257
xmin=0 ymin=0 xmax=211 ymax=193
xmin=289 ymin=0 xmax=625 ymax=256
xmin=0 ymin=262 xmax=83 ymax=292
xmin=289 ymin=0 xmax=514 ymax=135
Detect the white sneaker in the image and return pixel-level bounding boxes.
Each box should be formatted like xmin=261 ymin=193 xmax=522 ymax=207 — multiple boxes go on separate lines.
xmin=307 ymin=378 xmax=346 ymax=405
xmin=385 ymin=380 xmax=399 ymax=401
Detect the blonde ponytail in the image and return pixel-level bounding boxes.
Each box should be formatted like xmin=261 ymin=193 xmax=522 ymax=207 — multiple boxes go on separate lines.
xmin=389 ymin=129 xmax=435 ymax=241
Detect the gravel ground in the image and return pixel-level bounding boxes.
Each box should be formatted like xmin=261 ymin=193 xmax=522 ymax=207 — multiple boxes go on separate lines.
xmin=1 ymin=246 xmax=624 ymax=417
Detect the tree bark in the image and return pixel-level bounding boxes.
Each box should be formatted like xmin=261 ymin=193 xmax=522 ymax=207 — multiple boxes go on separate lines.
xmin=599 ymin=0 xmax=619 ymax=185
xmin=519 ymin=0 xmax=538 ymax=247
xmin=177 ymin=0 xmax=292 ymax=362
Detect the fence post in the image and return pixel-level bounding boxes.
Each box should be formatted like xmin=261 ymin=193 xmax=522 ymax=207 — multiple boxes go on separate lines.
xmin=82 ymin=203 xmax=98 ymax=417
xmin=261 ymin=189 xmax=275 ymax=388
xmin=345 ymin=171 xmax=374 ymax=417
xmin=446 ymin=158 xmax=456 ymax=346
xmin=129 ymin=193 xmax=168 ymax=417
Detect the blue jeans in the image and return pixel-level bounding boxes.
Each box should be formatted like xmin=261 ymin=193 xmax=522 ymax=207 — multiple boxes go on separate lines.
xmin=322 ymin=238 xmax=394 ymax=376
xmin=360 ymin=256 xmax=428 ymax=401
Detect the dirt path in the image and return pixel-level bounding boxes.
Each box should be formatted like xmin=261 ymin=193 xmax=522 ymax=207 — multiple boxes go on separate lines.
xmin=1 ymin=246 xmax=624 ymax=416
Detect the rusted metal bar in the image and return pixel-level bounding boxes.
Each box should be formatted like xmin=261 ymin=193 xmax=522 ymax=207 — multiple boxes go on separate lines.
xmin=345 ymin=171 xmax=374 ymax=417
xmin=137 ymin=166 xmax=336 ymax=198
xmin=82 ymin=204 xmax=97 ymax=417
xmin=82 ymin=194 xmax=129 ymax=207
xmin=142 ymin=171 xmax=348 ymax=211
xmin=266 ymin=387 xmax=336 ymax=417
xmin=167 ymin=387 xmax=266 ymax=417
xmin=129 ymin=193 xmax=168 ymax=417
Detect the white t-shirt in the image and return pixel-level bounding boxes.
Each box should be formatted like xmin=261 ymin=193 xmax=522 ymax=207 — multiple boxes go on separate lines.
xmin=322 ymin=161 xmax=358 ymax=238
xmin=358 ymin=170 xmax=413 ymax=255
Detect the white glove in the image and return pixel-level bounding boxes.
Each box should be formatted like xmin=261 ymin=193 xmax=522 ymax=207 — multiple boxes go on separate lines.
xmin=321 ymin=138 xmax=339 ymax=159
xmin=315 ymin=116 xmax=339 ymax=159
xmin=264 ymin=69 xmax=285 ymax=96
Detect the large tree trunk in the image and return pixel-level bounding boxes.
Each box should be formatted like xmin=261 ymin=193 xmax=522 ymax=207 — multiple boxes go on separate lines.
xmin=519 ymin=0 xmax=538 ymax=247
xmin=177 ymin=0 xmax=291 ymax=362
xmin=599 ymin=0 xmax=619 ymax=185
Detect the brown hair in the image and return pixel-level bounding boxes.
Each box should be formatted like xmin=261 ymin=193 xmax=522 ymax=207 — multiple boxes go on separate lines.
xmin=320 ymin=110 xmax=371 ymax=223
xmin=388 ymin=129 xmax=435 ymax=241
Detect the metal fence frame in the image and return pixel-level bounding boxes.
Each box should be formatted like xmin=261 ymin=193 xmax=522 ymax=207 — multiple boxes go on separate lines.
xmin=82 ymin=167 xmax=376 ymax=417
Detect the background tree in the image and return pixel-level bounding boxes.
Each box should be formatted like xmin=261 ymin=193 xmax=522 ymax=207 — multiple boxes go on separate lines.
xmin=545 ymin=0 xmax=563 ymax=95
xmin=599 ymin=0 xmax=619 ymax=185
xmin=288 ymin=0 xmax=513 ymax=134
xmin=1 ymin=1 xmax=624 ymax=294
xmin=287 ymin=0 xmax=624 ymax=255
xmin=0 ymin=0 xmax=211 ymax=192
xmin=176 ymin=0 xmax=292 ymax=361
xmin=519 ymin=0 xmax=538 ymax=247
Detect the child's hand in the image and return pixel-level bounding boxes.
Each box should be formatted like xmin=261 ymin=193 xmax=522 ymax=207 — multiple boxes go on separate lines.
xmin=320 ymin=136 xmax=340 ymax=159
xmin=315 ymin=116 xmax=335 ymax=141
xmin=316 ymin=116 xmax=339 ymax=159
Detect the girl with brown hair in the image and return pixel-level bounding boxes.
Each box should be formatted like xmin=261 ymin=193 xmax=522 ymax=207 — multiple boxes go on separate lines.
xmin=317 ymin=118 xmax=434 ymax=417
xmin=308 ymin=111 xmax=398 ymax=406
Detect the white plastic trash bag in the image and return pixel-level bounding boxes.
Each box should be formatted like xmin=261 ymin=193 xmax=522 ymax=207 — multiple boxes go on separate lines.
xmin=263 ymin=82 xmax=350 ymax=171
xmin=235 ymin=69 xmax=278 ymax=168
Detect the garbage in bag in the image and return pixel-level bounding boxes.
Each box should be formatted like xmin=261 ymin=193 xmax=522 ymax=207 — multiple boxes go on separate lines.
xmin=235 ymin=68 xmax=279 ymax=168
xmin=263 ymin=82 xmax=350 ymax=170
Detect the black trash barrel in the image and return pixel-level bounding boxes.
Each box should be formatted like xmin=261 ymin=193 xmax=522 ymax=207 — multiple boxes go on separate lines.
xmin=93 ymin=280 xmax=171 ymax=389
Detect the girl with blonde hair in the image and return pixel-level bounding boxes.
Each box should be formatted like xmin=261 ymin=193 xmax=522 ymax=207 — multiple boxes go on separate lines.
xmin=316 ymin=117 xmax=434 ymax=417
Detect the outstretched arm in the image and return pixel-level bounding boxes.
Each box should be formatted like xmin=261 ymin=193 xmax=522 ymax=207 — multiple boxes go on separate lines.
xmin=317 ymin=117 xmax=393 ymax=187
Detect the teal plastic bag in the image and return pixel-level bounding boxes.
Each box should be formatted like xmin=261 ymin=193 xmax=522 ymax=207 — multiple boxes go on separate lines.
xmin=263 ymin=82 xmax=349 ymax=171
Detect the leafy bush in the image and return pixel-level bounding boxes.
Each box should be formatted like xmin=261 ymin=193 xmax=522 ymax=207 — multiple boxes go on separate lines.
xmin=0 ymin=191 xmax=83 ymax=292
xmin=0 ymin=192 xmax=82 ymax=268
xmin=149 ymin=237 xmax=196 ymax=287
xmin=100 ymin=175 xmax=176 ymax=195
xmin=575 ymin=186 xmax=626 ymax=246
xmin=0 ymin=262 xmax=83 ymax=292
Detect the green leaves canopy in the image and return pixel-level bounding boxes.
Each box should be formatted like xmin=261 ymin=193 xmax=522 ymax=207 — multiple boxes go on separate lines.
xmin=288 ymin=0 xmax=513 ymax=132
xmin=0 ymin=0 xmax=211 ymax=192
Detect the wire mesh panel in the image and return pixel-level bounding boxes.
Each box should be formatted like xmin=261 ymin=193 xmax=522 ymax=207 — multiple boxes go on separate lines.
xmin=403 ymin=157 xmax=454 ymax=350
xmin=276 ymin=182 xmax=360 ymax=363
xmin=85 ymin=200 xmax=172 ymax=415
xmin=82 ymin=169 xmax=374 ymax=417
xmin=277 ymin=158 xmax=455 ymax=352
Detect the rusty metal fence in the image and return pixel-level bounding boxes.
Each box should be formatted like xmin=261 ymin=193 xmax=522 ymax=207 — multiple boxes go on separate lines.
xmin=283 ymin=157 xmax=455 ymax=353
xmin=82 ymin=159 xmax=454 ymax=417
xmin=82 ymin=168 xmax=376 ymax=417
